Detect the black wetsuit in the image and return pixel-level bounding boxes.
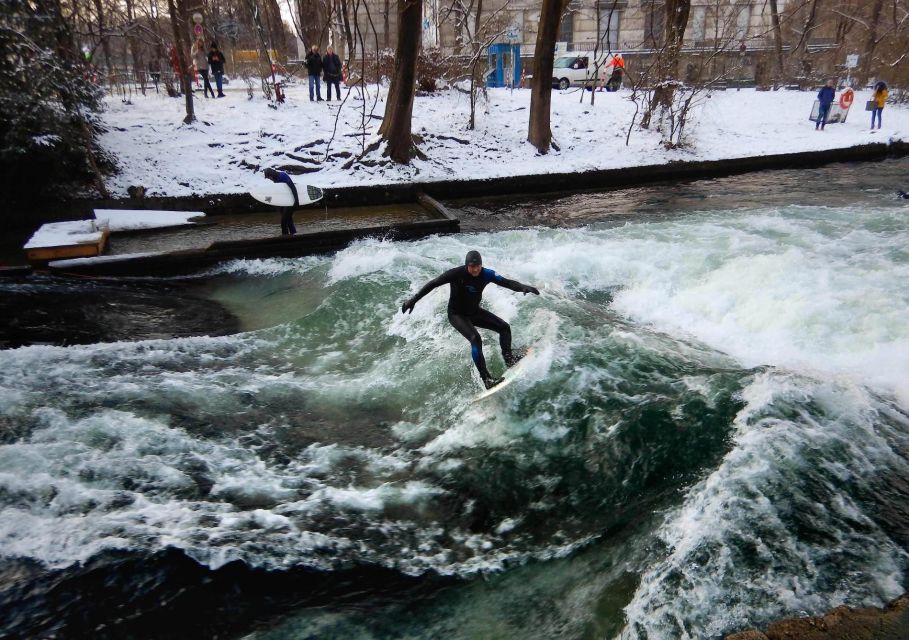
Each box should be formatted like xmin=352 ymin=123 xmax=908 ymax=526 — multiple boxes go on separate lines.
xmin=272 ymin=171 xmax=299 ymax=235
xmin=408 ymin=266 xmax=532 ymax=380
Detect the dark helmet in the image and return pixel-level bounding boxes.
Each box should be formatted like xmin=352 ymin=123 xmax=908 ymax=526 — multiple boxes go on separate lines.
xmin=465 ymin=250 xmax=482 ymax=266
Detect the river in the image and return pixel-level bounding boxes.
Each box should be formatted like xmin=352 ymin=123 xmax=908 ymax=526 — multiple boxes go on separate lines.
xmin=1 ymin=158 xmax=908 ymax=639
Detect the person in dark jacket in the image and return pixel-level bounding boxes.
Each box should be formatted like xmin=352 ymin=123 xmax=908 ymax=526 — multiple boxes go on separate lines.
xmin=264 ymin=168 xmax=298 ymax=235
xmin=816 ymin=80 xmax=835 ymax=130
xmin=401 ymin=250 xmax=540 ymax=390
xmin=322 ymin=46 xmax=342 ymax=101
xmin=305 ymin=45 xmax=323 ymax=101
xmin=208 ymin=42 xmax=226 ymax=97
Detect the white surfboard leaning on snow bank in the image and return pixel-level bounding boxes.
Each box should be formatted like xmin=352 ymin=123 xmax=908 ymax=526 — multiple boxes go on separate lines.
xmin=249 ymin=181 xmax=324 ymax=207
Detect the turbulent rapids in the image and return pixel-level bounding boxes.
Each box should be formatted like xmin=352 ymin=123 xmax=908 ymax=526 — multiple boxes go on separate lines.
xmin=2 ymin=167 xmax=909 ymax=638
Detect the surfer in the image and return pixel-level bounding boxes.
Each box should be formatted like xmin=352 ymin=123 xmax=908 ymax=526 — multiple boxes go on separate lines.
xmin=898 ymin=190 xmax=909 ymax=199
xmin=263 ymin=168 xmax=298 ymax=235
xmin=401 ymin=250 xmax=540 ymax=389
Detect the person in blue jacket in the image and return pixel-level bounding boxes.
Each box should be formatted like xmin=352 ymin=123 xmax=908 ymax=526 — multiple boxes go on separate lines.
xmin=263 ymin=168 xmax=298 ymax=235
xmin=816 ymin=80 xmax=835 ymax=131
xmin=401 ymin=250 xmax=540 ymax=389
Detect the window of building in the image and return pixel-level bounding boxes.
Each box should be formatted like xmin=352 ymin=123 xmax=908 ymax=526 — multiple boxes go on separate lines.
xmin=688 ymin=5 xmax=706 ymax=43
xmin=559 ymin=11 xmax=574 ymax=46
xmin=735 ymin=4 xmax=752 ymax=40
xmin=597 ymin=7 xmax=622 ymax=51
xmin=644 ymin=1 xmax=664 ymax=47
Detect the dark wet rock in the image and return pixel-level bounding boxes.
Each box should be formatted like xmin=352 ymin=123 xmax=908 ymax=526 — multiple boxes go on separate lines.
xmin=0 ymin=275 xmax=240 ymax=348
xmin=726 ymin=593 xmax=909 ymax=640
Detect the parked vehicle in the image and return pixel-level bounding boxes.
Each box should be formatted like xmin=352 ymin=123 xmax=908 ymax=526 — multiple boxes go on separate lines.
xmin=526 ymin=51 xmax=622 ymax=90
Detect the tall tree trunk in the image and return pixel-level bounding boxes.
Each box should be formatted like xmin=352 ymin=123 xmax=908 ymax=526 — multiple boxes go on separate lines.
xmin=124 ymin=0 xmax=146 ymax=95
xmin=857 ymin=0 xmax=885 ymax=85
xmin=379 ymin=0 xmax=421 ymax=162
xmin=167 ymin=0 xmax=195 ymax=123
xmin=338 ymin=0 xmax=355 ymax=60
xmin=384 ymin=0 xmax=390 ymax=49
xmin=91 ymin=0 xmax=113 ymax=78
xmin=467 ymin=0 xmax=483 ymax=129
xmin=245 ymin=0 xmax=276 ymax=99
xmin=768 ymin=0 xmax=785 ymax=83
xmin=790 ymin=0 xmax=819 ymax=80
xmin=527 ymin=0 xmax=567 ymax=153
xmin=641 ymin=0 xmax=690 ymax=129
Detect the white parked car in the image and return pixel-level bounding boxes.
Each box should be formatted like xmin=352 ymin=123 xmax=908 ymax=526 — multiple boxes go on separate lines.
xmin=527 ymin=51 xmax=621 ymax=90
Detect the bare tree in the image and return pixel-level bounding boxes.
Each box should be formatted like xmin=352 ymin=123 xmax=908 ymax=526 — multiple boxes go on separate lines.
xmin=640 ymin=0 xmax=691 ymax=129
xmin=527 ymin=0 xmax=569 ymax=153
xmin=768 ymin=0 xmax=785 ymax=83
xmin=856 ymin=0 xmax=885 ymax=85
xmin=443 ymin=0 xmax=510 ymax=129
xmin=378 ymin=0 xmax=422 ymax=162
xmin=167 ymin=0 xmax=194 ymax=122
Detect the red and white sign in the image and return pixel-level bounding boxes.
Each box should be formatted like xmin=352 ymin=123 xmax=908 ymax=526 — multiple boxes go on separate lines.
xmin=839 ymin=88 xmax=854 ymax=110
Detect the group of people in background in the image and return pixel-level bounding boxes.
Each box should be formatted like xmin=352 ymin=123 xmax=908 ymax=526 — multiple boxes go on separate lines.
xmin=191 ymin=41 xmax=226 ymax=98
xmin=815 ymin=79 xmax=889 ymax=131
xmin=304 ymin=45 xmax=343 ymax=101
xmin=147 ymin=41 xmax=225 ymax=98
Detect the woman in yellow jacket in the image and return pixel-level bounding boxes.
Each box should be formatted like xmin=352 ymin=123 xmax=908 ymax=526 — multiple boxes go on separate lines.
xmin=871 ymin=81 xmax=888 ymax=130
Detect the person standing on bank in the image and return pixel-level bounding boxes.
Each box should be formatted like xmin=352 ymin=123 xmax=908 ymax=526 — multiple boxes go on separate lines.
xmin=208 ymin=42 xmax=226 ymax=97
xmin=400 ymin=251 xmax=540 ymax=390
xmin=193 ymin=39 xmax=215 ymax=98
xmin=815 ymin=80 xmax=835 ymax=131
xmin=322 ymin=46 xmax=342 ymax=101
xmin=871 ymin=81 xmax=888 ymax=130
xmin=305 ymin=45 xmax=323 ymax=101
xmin=263 ymin=168 xmax=298 ymax=235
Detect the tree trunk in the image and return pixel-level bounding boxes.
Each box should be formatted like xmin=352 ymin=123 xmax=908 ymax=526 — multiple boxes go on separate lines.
xmin=379 ymin=0 xmax=421 ymax=163
xmin=167 ymin=0 xmax=194 ymax=123
xmin=857 ymin=0 xmax=885 ymax=85
xmin=124 ymin=0 xmax=145 ymax=95
xmin=384 ymin=0 xmax=390 ymax=49
xmin=467 ymin=0 xmax=483 ymax=129
xmin=527 ymin=0 xmax=566 ymax=153
xmin=768 ymin=0 xmax=785 ymax=83
xmin=641 ymin=0 xmax=690 ymax=129
xmin=790 ymin=0 xmax=819 ymax=80
xmin=91 ymin=0 xmax=113 ymax=79
xmin=338 ymin=0 xmax=355 ymax=60
xmin=244 ymin=0 xmax=276 ymax=99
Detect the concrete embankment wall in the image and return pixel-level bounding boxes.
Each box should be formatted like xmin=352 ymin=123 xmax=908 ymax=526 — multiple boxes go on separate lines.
xmin=10 ymin=141 xmax=909 ymax=229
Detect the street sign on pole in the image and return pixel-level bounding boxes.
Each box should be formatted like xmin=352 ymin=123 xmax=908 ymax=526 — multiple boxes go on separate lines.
xmin=846 ymin=54 xmax=859 ymax=69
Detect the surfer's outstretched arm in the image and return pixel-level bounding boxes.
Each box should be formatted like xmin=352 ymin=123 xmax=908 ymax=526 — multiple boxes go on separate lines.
xmin=488 ymin=272 xmax=540 ymax=296
xmin=401 ymin=270 xmax=456 ymax=314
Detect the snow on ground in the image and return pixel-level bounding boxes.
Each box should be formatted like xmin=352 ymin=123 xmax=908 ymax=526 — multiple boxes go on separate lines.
xmin=93 ymin=209 xmax=204 ymax=230
xmin=98 ymin=81 xmax=909 ymax=198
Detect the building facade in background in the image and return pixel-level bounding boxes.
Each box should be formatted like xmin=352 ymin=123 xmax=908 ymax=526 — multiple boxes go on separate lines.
xmin=312 ymin=1 xmax=875 ymax=86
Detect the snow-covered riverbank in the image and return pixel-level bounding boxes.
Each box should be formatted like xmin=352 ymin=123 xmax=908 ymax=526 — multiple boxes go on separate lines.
xmin=99 ymin=82 xmax=909 ymax=199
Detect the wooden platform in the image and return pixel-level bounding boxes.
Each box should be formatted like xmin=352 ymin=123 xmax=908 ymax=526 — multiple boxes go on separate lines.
xmin=24 ymin=222 xmax=110 ymax=263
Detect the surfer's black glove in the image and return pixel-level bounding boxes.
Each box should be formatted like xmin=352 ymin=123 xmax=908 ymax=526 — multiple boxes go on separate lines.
xmin=519 ymin=284 xmax=539 ymax=295
xmin=401 ymin=297 xmax=416 ymax=314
